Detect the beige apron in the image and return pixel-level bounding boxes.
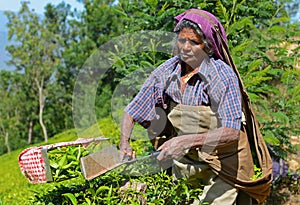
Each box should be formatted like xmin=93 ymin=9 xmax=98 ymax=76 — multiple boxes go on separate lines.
xmin=152 ymin=103 xmax=270 ymax=204
xmin=168 ymin=104 xmax=239 ymax=205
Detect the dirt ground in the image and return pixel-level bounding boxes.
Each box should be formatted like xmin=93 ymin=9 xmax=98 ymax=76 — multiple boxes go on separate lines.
xmin=286 ymin=136 xmax=300 ymax=205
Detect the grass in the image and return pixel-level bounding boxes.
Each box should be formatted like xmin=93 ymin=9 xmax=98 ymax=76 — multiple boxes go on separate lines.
xmin=0 ymin=148 xmax=27 ymax=204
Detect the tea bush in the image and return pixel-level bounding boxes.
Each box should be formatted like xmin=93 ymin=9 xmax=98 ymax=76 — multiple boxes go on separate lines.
xmin=1 ymin=116 xmax=299 ymax=204
xmin=29 ymin=170 xmax=203 ymax=205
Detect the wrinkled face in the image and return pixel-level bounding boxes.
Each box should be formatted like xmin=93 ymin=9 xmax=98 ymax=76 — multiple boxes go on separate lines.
xmin=177 ymin=27 xmax=206 ymax=69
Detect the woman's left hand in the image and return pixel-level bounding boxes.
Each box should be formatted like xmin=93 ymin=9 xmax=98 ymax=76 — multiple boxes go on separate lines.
xmin=156 ymin=136 xmax=189 ymax=161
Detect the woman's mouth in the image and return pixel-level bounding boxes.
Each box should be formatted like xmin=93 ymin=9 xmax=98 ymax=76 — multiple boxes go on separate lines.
xmin=180 ymin=53 xmax=192 ymax=59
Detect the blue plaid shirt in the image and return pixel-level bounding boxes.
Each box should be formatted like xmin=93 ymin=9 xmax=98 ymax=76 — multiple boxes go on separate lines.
xmin=125 ymin=55 xmax=242 ymax=130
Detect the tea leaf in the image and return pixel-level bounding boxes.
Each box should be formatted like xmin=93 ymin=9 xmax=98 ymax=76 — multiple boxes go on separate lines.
xmin=62 ymin=193 xmax=78 ymax=205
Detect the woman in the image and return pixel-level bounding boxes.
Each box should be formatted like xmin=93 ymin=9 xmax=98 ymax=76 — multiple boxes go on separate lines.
xmin=120 ymin=9 xmax=272 ymax=205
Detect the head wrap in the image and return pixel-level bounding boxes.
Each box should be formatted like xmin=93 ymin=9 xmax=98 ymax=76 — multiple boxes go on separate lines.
xmin=174 ymin=9 xmax=228 ymax=62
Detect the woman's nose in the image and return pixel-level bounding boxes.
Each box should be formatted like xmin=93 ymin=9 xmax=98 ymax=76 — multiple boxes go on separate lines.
xmin=182 ymin=41 xmax=191 ymax=50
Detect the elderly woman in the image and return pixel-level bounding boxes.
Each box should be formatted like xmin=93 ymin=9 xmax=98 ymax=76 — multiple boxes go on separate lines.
xmin=120 ymin=9 xmax=272 ymax=205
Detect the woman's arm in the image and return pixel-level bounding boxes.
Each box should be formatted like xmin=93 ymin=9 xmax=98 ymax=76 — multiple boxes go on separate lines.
xmin=119 ymin=111 xmax=136 ymax=159
xmin=157 ymin=127 xmax=239 ymax=160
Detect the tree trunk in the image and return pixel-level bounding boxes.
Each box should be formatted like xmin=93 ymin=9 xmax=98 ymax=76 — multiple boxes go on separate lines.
xmin=5 ymin=132 xmax=11 ymax=153
xmin=37 ymin=82 xmax=48 ymax=143
xmin=27 ymin=119 xmax=33 ymax=144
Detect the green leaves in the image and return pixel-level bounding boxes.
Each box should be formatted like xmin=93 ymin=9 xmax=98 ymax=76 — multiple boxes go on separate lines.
xmin=263 ymin=130 xmax=281 ymax=146
xmin=144 ymin=0 xmax=158 ymax=8
xmin=63 ymin=193 xmax=78 ymax=205
xmin=48 ymin=146 xmax=91 ymax=182
xmin=222 ymin=0 xmax=300 ymax=160
xmin=215 ymin=0 xmax=227 ymax=21
xmin=251 ymin=164 xmax=263 ymax=181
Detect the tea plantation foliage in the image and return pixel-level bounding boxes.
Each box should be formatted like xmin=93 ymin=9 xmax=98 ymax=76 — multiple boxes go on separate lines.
xmin=0 ymin=0 xmax=299 ymax=204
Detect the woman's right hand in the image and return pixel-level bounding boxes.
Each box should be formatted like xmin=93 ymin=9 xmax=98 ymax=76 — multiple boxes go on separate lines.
xmin=119 ymin=140 xmax=136 ymax=161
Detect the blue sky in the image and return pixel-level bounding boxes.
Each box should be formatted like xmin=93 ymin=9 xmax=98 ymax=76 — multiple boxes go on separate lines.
xmin=0 ymin=0 xmax=84 ymax=13
xmin=0 ymin=0 xmax=84 ymax=70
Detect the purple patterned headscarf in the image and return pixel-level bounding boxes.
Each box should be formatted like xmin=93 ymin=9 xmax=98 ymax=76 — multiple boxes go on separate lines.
xmin=174 ymin=9 xmax=228 ymax=62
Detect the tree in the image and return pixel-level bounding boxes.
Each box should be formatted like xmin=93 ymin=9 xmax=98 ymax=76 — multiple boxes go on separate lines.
xmin=210 ymin=0 xmax=300 ymax=157
xmin=43 ymin=2 xmax=78 ymax=133
xmin=6 ymin=2 xmax=62 ymax=143
xmin=0 ymin=71 xmax=13 ymax=153
xmin=0 ymin=71 xmax=27 ymax=154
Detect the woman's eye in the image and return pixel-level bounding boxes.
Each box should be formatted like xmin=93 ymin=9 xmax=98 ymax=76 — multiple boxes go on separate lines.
xmin=190 ymin=41 xmax=197 ymax=45
xmin=191 ymin=40 xmax=201 ymax=45
xmin=177 ymin=38 xmax=202 ymax=46
xmin=178 ymin=39 xmax=186 ymax=44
